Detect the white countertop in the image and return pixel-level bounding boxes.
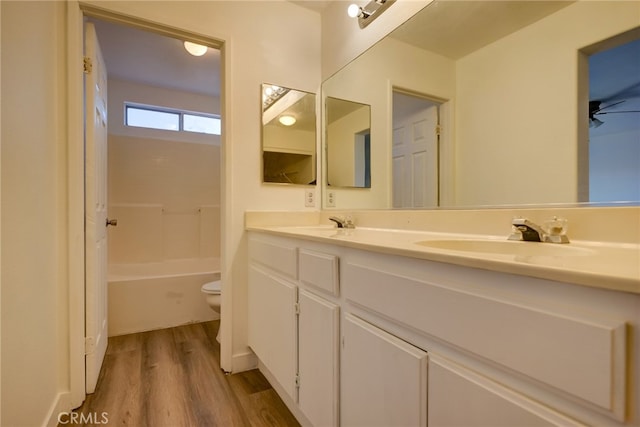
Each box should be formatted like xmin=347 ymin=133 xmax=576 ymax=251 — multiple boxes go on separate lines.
xmin=247 ymin=225 xmax=640 ymax=294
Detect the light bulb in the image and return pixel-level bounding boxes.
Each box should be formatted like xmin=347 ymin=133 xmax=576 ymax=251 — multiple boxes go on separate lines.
xmin=279 ymin=115 xmax=296 ymax=126
xmin=347 ymin=3 xmax=362 ymax=18
xmin=184 ymin=41 xmax=208 ymax=56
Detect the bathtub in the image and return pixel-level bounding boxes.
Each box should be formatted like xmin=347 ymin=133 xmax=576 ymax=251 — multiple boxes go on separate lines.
xmin=108 ymin=258 xmax=221 ymax=337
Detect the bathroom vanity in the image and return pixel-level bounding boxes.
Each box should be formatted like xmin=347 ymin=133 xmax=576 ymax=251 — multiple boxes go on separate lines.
xmin=246 ymin=215 xmax=640 ymax=426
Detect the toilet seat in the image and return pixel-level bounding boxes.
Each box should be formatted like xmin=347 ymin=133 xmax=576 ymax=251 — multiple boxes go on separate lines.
xmin=201 ymin=280 xmax=221 ymax=294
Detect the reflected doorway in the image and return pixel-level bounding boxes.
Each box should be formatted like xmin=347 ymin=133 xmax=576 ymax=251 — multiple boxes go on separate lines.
xmin=587 ymin=35 xmax=640 ymax=203
xmin=392 ymin=91 xmax=441 ymax=209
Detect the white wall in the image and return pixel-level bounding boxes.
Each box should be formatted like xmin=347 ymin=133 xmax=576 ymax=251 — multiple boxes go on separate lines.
xmin=455 ymin=1 xmax=640 ymax=206
xmin=1 ymin=2 xmax=69 ymax=426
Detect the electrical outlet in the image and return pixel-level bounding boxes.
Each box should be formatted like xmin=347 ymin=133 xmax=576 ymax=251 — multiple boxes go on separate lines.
xmin=305 ymin=190 xmax=315 ymax=207
xmin=327 ymin=191 xmax=336 ymax=207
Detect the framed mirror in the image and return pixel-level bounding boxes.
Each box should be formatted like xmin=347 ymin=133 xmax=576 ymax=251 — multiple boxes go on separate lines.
xmin=326 ymin=96 xmax=371 ymax=188
xmin=262 ymin=83 xmax=316 ymax=185
xmin=321 ymin=1 xmax=640 ymax=209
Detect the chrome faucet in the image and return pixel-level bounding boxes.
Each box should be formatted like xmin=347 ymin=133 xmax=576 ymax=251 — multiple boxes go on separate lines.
xmin=329 ymin=216 xmax=355 ymax=229
xmin=508 ymin=217 xmax=569 ymax=243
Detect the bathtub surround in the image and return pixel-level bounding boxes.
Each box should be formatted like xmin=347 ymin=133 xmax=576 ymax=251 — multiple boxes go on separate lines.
xmin=107 ymin=79 xmax=221 ymax=263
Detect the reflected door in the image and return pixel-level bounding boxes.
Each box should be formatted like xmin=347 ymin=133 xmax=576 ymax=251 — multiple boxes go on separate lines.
xmin=393 ymin=100 xmax=439 ymax=208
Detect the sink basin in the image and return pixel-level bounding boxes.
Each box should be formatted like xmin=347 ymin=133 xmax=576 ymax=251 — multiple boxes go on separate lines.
xmin=415 ymin=239 xmax=593 ymax=257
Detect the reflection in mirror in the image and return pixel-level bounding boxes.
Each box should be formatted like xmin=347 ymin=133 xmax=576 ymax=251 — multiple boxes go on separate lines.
xmin=588 ymin=37 xmax=640 ymax=203
xmin=392 ymin=91 xmax=441 ymax=208
xmin=261 ymin=84 xmax=316 ymax=185
xmin=326 ymin=97 xmax=371 ymax=188
xmin=322 ymin=1 xmax=640 ymax=209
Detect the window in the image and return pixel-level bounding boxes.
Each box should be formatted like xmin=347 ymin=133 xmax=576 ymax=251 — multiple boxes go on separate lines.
xmin=125 ymin=104 xmax=221 ymax=135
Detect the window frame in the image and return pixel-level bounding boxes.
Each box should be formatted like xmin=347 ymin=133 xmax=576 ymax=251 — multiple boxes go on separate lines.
xmin=124 ymin=102 xmax=221 ymax=135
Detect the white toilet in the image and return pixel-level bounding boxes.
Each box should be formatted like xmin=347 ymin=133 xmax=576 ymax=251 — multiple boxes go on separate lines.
xmin=201 ymin=280 xmax=221 ymax=342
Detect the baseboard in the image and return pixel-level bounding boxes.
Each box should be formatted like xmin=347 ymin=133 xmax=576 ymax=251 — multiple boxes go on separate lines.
xmin=231 ymin=350 xmax=257 ymax=373
xmin=44 ymin=391 xmax=71 ymax=427
xmin=257 ymin=360 xmax=312 ymax=427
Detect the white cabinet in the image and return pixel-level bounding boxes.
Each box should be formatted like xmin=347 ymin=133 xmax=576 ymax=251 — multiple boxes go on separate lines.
xmin=248 ymin=231 xmax=638 ymax=427
xmin=248 ymin=264 xmax=297 ymax=399
xmin=248 ymin=234 xmax=340 ymax=425
xmin=341 ymin=313 xmax=428 ymax=427
xmin=298 ymin=289 xmax=340 ymax=427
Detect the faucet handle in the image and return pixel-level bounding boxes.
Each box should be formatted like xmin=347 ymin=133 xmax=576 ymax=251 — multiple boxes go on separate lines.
xmin=543 ymin=216 xmax=569 ymax=243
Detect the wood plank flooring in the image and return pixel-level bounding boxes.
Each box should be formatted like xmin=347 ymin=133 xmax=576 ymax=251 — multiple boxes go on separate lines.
xmin=71 ymin=321 xmax=300 ymax=427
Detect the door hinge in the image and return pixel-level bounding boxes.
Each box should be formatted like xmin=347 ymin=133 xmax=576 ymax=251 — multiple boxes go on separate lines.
xmin=85 ymin=336 xmax=95 ymax=355
xmin=435 ymin=124 xmax=442 ymax=136
xmin=295 ymin=373 xmax=301 ymax=389
xmin=294 ymin=302 xmax=300 ymax=315
xmin=83 ymin=56 xmax=93 ymax=74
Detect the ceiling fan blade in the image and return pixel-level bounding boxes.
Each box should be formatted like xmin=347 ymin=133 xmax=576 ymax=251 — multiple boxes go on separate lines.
xmin=595 ymin=110 xmax=640 ymax=115
xmin=592 ymin=99 xmax=626 ymax=114
xmin=600 ymin=81 xmax=640 ymax=103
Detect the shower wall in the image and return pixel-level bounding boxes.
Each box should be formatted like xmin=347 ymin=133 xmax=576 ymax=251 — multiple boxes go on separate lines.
xmin=107 ymin=136 xmax=220 ymax=263
xmin=107 ymin=79 xmax=221 ymax=264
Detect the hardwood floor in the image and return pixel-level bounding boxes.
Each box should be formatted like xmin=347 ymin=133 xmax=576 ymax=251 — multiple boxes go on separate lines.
xmin=71 ymin=321 xmax=300 ymax=426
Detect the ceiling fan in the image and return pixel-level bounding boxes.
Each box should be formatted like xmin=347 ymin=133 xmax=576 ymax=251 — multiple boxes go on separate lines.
xmin=589 ymin=82 xmax=640 ymax=129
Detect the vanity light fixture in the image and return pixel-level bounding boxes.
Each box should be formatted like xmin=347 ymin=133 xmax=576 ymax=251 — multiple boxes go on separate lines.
xmin=184 ymin=41 xmax=208 ymax=57
xmin=278 ymin=115 xmax=297 ymax=126
xmin=347 ymin=0 xmax=396 ymax=29
xmin=263 ymin=85 xmax=289 ymax=110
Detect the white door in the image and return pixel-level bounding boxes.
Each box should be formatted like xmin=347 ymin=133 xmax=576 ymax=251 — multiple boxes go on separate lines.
xmin=84 ymin=22 xmax=109 ymax=394
xmin=393 ymin=104 xmax=439 ymax=208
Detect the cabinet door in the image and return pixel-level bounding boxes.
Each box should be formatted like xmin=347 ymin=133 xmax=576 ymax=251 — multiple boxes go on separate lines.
xmin=248 ymin=265 xmax=297 ymax=399
xmin=342 ymin=314 xmax=428 ymax=427
xmin=298 ymin=290 xmax=340 ymax=427
xmin=429 ymin=356 xmax=581 ymax=427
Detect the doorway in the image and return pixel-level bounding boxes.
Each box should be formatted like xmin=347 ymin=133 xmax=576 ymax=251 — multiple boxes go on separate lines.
xmin=69 ymin=5 xmax=225 ymax=408
xmin=587 ymin=36 xmax=640 ymax=203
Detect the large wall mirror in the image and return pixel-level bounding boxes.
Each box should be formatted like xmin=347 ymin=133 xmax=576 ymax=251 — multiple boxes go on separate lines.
xmin=262 ymin=84 xmax=316 ymax=185
xmin=321 ymin=1 xmax=640 ymax=209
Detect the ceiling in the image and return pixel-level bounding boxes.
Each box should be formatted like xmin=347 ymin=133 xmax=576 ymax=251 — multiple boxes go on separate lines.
xmin=289 ymin=0 xmax=332 ymax=13
xmin=90 ymin=17 xmax=220 ymax=97
xmin=390 ymin=1 xmax=575 ymax=60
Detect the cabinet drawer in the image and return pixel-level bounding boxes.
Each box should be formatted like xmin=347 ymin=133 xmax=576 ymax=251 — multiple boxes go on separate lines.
xmin=344 ymin=261 xmax=627 ymax=419
xmin=299 ymin=249 xmax=339 ymax=296
xmin=249 ymin=235 xmax=297 ymax=280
